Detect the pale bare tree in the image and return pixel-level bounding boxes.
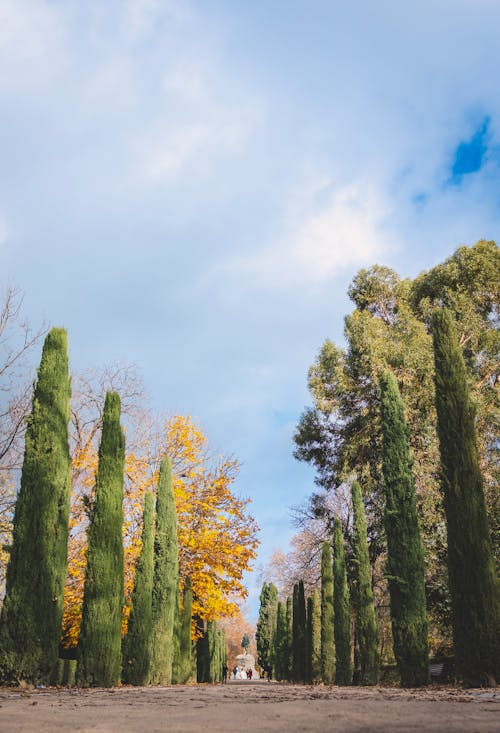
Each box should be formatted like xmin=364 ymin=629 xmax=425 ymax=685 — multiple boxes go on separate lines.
xmin=0 ymin=286 xmax=47 ymax=587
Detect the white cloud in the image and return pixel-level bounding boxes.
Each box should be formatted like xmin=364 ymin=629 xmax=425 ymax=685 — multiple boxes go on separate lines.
xmin=127 ymin=58 xmax=263 ymax=185
xmin=225 ymin=178 xmax=394 ymax=286
xmin=0 ymin=213 xmax=8 ymax=245
xmin=0 ymin=0 xmax=67 ymax=91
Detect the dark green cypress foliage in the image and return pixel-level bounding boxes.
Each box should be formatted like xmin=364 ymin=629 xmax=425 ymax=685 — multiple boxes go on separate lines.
xmin=196 ymin=619 xmax=209 ymax=683
xmin=171 ymin=585 xmax=181 ymax=684
xmin=293 ymin=580 xmax=307 ymax=682
xmin=351 ymin=481 xmax=380 ymax=685
xmin=122 ymin=492 xmax=155 ymax=685
xmin=432 ymin=309 xmax=500 ymax=687
xmin=208 ymin=621 xmax=218 ymax=682
xmin=321 ymin=542 xmax=335 ymax=684
xmin=310 ymin=589 xmax=321 ymax=684
xmin=285 ymin=595 xmax=293 ymax=680
xmin=379 ymin=371 xmax=429 ymax=687
xmin=150 ymin=458 xmax=179 ymax=685
xmin=292 ymin=583 xmax=299 ymax=681
xmin=333 ymin=518 xmax=353 ymax=685
xmin=76 ymin=391 xmax=125 ymax=687
xmin=274 ymin=601 xmax=287 ymax=680
xmin=0 ymin=328 xmax=71 ymax=685
xmin=306 ymin=596 xmax=313 ymax=683
xmin=177 ymin=577 xmax=193 ymax=684
xmin=256 ymin=582 xmax=278 ymax=673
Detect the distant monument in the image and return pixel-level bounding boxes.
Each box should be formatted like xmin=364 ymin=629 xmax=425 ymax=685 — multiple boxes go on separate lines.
xmin=235 ymin=652 xmax=258 ymax=679
xmin=232 ymin=633 xmax=258 ymax=679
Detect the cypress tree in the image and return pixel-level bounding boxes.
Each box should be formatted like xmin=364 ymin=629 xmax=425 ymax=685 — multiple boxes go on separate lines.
xmin=351 ymin=481 xmax=380 ymax=685
xmin=333 ymin=518 xmax=353 ymax=685
xmin=320 ymin=542 xmax=335 ymax=684
xmin=285 ymin=595 xmax=293 ymax=680
xmin=306 ymin=596 xmax=313 ymax=683
xmin=310 ymin=589 xmax=322 ymax=683
xmin=171 ymin=585 xmax=181 ymax=684
xmin=274 ymin=601 xmax=287 ymax=680
xmin=379 ymin=371 xmax=429 ymax=686
xmin=256 ymin=582 xmax=278 ymax=674
xmin=294 ymin=580 xmax=307 ymax=682
xmin=77 ymin=392 xmax=125 ymax=687
xmin=122 ymin=492 xmax=155 ymax=685
xmin=178 ymin=577 xmax=193 ymax=684
xmin=292 ymin=583 xmax=299 ymax=681
xmin=432 ymin=309 xmax=500 ymax=686
xmin=0 ymin=328 xmax=71 ymax=685
xmin=208 ymin=621 xmax=218 ymax=682
xmin=150 ymin=458 xmax=179 ymax=685
xmin=196 ymin=619 xmax=209 ymax=683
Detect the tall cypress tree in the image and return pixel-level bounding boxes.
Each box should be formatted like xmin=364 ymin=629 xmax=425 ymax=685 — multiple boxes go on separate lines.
xmin=275 ymin=601 xmax=287 ymax=681
xmin=379 ymin=371 xmax=429 ymax=686
xmin=0 ymin=328 xmax=71 ymax=685
xmin=293 ymin=580 xmax=307 ymax=682
xmin=256 ymin=582 xmax=278 ymax=673
xmin=432 ymin=309 xmax=499 ymax=686
xmin=77 ymin=391 xmax=125 ymax=687
xmin=351 ymin=481 xmax=380 ymax=685
xmin=150 ymin=458 xmax=179 ymax=685
xmin=292 ymin=583 xmax=299 ymax=681
xmin=176 ymin=577 xmax=193 ymax=684
xmin=306 ymin=596 xmax=313 ymax=683
xmin=122 ymin=492 xmax=155 ymax=685
xmin=310 ymin=589 xmax=322 ymax=684
xmin=285 ymin=595 xmax=293 ymax=680
xmin=333 ymin=518 xmax=352 ymax=685
xmin=320 ymin=542 xmax=335 ymax=684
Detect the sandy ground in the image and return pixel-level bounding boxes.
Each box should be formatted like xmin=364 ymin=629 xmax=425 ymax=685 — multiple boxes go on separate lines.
xmin=0 ymin=681 xmax=498 ymax=733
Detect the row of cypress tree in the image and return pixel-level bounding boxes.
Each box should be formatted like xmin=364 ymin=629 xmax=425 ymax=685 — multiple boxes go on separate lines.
xmin=256 ymin=477 xmax=378 ymax=685
xmin=259 ymin=308 xmax=498 ymax=687
xmin=0 ymin=328 xmax=226 ymax=687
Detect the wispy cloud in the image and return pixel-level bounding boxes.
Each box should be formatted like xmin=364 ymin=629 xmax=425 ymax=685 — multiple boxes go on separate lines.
xmin=224 ymin=177 xmax=394 ymax=286
xmin=0 ymin=212 xmax=8 ymax=245
xmin=0 ymin=0 xmax=68 ymax=91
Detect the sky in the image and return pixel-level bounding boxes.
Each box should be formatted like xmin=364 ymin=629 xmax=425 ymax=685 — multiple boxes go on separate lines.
xmin=1 ymin=0 xmax=500 ymax=618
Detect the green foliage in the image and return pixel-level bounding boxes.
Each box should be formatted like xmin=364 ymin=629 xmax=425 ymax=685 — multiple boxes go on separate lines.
xmin=196 ymin=619 xmax=225 ymax=683
xmin=0 ymin=328 xmax=71 ymax=685
xmin=308 ymin=589 xmax=321 ymax=684
xmin=333 ymin=518 xmax=352 ymax=685
xmin=285 ymin=595 xmax=293 ymax=679
xmin=412 ymin=240 xmax=500 ymax=566
xmin=150 ymin=458 xmax=179 ymax=685
xmin=380 ymin=372 xmax=429 ymax=686
xmin=122 ymin=492 xmax=155 ymax=685
xmin=178 ymin=577 xmax=193 ymax=684
xmin=256 ymin=582 xmax=278 ymax=671
xmin=351 ymin=481 xmax=380 ymax=684
xmin=432 ymin=308 xmax=499 ymax=686
xmin=76 ymin=391 xmax=125 ymax=687
xmin=320 ymin=542 xmax=335 ymax=684
xmin=292 ymin=580 xmax=307 ymax=682
xmin=274 ymin=601 xmax=287 ymax=681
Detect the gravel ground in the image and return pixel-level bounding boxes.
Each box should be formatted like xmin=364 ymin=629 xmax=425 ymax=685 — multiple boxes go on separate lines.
xmin=0 ymin=681 xmax=498 ymax=733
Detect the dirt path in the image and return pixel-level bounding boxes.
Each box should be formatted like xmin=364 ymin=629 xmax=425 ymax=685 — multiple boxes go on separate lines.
xmin=0 ymin=682 xmax=498 ymax=733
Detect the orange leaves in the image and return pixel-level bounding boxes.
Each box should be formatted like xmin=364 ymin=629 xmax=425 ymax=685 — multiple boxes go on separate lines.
xmin=62 ymin=413 xmax=259 ymax=647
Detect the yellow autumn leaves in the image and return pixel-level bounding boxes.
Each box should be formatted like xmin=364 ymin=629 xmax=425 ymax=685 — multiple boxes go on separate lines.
xmin=62 ymin=413 xmax=259 ymax=648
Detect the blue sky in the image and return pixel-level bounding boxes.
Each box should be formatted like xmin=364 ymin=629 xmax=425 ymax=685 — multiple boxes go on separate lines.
xmin=1 ymin=0 xmax=500 ymax=617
